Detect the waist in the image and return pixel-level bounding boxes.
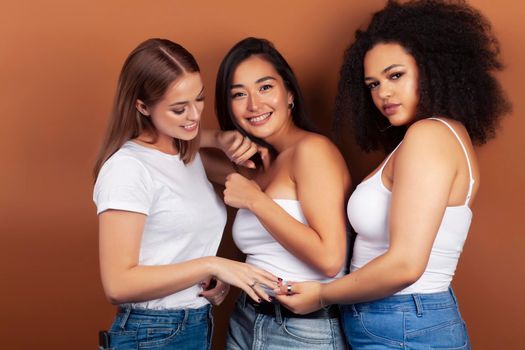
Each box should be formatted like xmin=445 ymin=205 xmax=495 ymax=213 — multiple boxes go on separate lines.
xmin=243 ymin=292 xmax=339 ymax=319
xmin=345 ymin=288 xmax=459 ymax=313
xmin=117 ymin=304 xmax=211 ymax=322
xmin=245 ymin=256 xmax=344 ymax=283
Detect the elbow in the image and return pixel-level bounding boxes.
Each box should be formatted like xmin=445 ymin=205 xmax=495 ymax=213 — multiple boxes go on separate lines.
xmin=103 ymin=282 xmax=130 ymax=305
xmin=397 ymin=260 xmax=425 ymax=287
xmin=318 ymin=255 xmax=345 ymax=278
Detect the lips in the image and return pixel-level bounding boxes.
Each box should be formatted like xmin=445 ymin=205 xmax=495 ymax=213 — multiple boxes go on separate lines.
xmin=382 ymin=103 xmax=401 ymax=116
xmin=247 ymin=112 xmax=272 ymax=126
xmin=181 ymin=122 xmax=198 ymax=131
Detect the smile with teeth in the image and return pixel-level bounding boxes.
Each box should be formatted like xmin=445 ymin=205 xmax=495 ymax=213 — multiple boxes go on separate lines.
xmin=248 ymin=112 xmax=272 ymax=124
xmin=182 ymin=122 xmax=198 ymax=130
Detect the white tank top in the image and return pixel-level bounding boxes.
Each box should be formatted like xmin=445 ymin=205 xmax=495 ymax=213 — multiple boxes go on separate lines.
xmin=233 ymin=199 xmax=346 ymax=282
xmin=347 ymin=118 xmax=475 ymax=294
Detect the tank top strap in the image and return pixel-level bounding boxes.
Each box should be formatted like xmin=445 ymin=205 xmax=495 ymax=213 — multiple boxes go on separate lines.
xmin=379 ymin=141 xmax=403 ymax=173
xmin=428 ymin=117 xmax=475 ymax=205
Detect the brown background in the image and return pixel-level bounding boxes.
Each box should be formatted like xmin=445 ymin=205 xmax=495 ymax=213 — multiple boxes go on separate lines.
xmin=1 ymin=0 xmax=523 ymax=349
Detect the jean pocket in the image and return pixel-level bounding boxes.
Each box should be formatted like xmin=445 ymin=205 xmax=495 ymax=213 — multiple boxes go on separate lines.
xmin=426 ymin=321 xmax=470 ymax=349
xmin=357 ymin=311 xmax=404 ymax=348
xmin=137 ymin=324 xmax=182 ymax=348
xmin=282 ymin=317 xmax=334 ymax=344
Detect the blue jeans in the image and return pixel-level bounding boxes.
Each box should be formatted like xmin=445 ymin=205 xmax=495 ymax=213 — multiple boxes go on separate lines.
xmin=103 ymin=304 xmax=213 ymax=350
xmin=226 ymin=292 xmax=347 ymax=350
xmin=340 ymin=288 xmax=470 ymax=349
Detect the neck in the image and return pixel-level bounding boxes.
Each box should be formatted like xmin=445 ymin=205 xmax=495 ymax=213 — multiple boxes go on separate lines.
xmin=265 ymin=122 xmax=304 ymax=153
xmin=136 ymin=133 xmax=179 ymax=155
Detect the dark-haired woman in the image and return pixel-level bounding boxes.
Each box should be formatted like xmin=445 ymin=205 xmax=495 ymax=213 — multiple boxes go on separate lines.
xmin=211 ymin=37 xmax=350 ymax=349
xmin=93 ymin=38 xmax=278 ymax=350
xmin=276 ymin=1 xmax=510 ymax=349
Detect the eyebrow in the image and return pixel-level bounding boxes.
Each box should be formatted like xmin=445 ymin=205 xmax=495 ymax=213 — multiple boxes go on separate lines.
xmin=230 ymin=76 xmax=277 ymax=89
xmin=169 ymin=86 xmax=205 ymax=106
xmin=364 ymin=64 xmax=405 ymax=81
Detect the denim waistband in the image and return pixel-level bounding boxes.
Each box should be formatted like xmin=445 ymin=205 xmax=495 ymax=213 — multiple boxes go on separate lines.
xmin=344 ymin=288 xmax=459 ymax=316
xmin=241 ymin=291 xmax=339 ymax=319
xmin=116 ymin=304 xmax=211 ymax=329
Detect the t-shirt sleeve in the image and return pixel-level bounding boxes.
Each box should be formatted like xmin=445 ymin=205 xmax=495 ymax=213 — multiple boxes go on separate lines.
xmin=93 ymin=156 xmax=153 ymax=215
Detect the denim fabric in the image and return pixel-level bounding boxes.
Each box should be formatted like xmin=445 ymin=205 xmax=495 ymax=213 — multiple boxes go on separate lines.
xmin=226 ymin=292 xmax=347 ymax=350
xmin=103 ymin=304 xmax=213 ymax=350
xmin=340 ymin=288 xmax=470 ymax=349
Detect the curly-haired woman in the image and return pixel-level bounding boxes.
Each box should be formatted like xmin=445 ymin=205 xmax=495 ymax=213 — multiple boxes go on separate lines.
xmin=276 ymin=1 xmax=511 ymax=348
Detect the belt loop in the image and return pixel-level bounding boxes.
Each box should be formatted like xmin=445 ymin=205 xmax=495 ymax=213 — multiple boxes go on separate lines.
xmin=351 ymin=304 xmax=359 ymax=317
xmin=449 ymin=287 xmax=459 ymax=306
xmin=119 ymin=306 xmax=132 ymax=330
xmin=412 ymin=294 xmax=423 ymax=317
xmin=241 ymin=291 xmax=247 ymax=308
xmin=274 ymin=303 xmax=283 ymax=325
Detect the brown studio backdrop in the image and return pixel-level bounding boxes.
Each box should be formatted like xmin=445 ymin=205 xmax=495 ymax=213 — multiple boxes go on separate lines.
xmin=1 ymin=0 xmax=523 ymax=348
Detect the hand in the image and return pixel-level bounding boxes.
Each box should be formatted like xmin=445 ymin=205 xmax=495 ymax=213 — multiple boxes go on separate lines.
xmin=210 ymin=257 xmax=278 ymax=303
xmin=274 ymin=281 xmax=324 ymax=314
xmin=217 ymin=131 xmax=257 ymax=169
xmin=223 ymin=173 xmax=265 ymax=210
xmin=199 ymin=278 xmax=230 ymax=306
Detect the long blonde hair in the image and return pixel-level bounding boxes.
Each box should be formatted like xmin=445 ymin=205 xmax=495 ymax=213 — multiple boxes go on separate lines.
xmin=93 ymin=38 xmax=201 ymax=179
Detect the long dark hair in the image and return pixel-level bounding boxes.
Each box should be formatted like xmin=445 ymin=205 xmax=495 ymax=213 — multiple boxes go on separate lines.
xmin=215 ymin=37 xmax=314 ymax=155
xmin=335 ymin=0 xmax=511 ymax=152
xmin=94 ymin=38 xmax=201 ymax=178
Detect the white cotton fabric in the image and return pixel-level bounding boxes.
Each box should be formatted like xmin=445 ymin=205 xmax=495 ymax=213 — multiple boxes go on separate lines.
xmin=94 ymin=141 xmax=226 ymax=309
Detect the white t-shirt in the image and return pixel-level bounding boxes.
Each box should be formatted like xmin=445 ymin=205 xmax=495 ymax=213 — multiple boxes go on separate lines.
xmin=93 ymin=141 xmax=226 ymax=309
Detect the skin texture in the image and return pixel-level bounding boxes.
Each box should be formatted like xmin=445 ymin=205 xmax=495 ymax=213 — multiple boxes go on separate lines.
xmin=99 ymin=72 xmax=279 ymax=307
xmin=275 ymin=43 xmax=480 ymax=314
xmin=222 ymin=55 xmax=351 ymax=278
xmin=364 ymin=43 xmax=419 ymax=127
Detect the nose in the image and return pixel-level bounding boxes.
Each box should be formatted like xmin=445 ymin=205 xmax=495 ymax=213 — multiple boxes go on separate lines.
xmin=247 ymin=93 xmax=260 ymax=112
xmin=378 ymin=81 xmax=393 ymax=100
xmin=187 ymin=103 xmax=201 ymax=121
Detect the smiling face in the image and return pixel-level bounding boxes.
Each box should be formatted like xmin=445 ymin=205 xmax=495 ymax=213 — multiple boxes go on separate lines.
xmin=364 ymin=43 xmax=420 ymax=126
xmin=137 ymin=72 xmax=204 ymax=145
xmin=229 ymin=55 xmax=293 ymax=142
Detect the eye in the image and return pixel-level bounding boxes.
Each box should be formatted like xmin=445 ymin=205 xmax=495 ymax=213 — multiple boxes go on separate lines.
xmin=260 ymin=84 xmax=273 ymax=92
xmin=231 ymin=91 xmax=245 ymax=99
xmin=196 ymin=95 xmax=205 ymax=102
xmin=172 ymin=108 xmax=185 ymax=115
xmin=390 ymin=72 xmax=403 ymax=80
xmin=366 ymin=81 xmax=379 ymax=90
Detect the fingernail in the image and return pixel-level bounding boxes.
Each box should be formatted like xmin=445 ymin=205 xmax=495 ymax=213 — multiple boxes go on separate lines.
xmin=268 ymin=296 xmax=274 ymax=302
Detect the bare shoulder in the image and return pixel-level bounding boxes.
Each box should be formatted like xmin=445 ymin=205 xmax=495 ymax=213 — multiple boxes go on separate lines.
xmin=396 ymin=118 xmax=466 ymax=172
xmin=291 ymin=132 xmax=350 ymax=184
xmin=293 ymin=132 xmax=345 ymax=162
xmin=402 ymin=118 xmax=466 ymax=152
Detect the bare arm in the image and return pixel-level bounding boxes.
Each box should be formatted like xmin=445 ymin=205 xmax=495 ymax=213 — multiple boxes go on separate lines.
xmin=277 ymin=121 xmax=462 ymax=312
xmin=224 ymin=136 xmax=350 ymax=277
xmin=99 ymin=210 xmax=277 ymax=304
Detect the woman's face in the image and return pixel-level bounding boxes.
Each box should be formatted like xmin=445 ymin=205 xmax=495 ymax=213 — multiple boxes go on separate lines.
xmin=138 ymin=72 xmax=204 ymax=142
xmin=364 ymin=43 xmax=419 ymax=126
xmin=229 ymin=55 xmax=293 ymax=141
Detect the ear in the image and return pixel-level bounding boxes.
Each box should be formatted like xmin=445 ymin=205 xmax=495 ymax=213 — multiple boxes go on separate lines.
xmin=287 ymin=91 xmax=294 ymax=106
xmin=135 ymin=99 xmax=150 ymax=116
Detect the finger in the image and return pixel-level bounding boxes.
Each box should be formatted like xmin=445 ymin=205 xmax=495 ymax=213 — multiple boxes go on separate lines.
xmin=274 ymin=294 xmax=297 ymax=312
xmin=241 ymin=284 xmax=263 ymax=304
xmin=231 ymin=137 xmax=253 ymax=161
xmin=258 ymin=146 xmax=271 ymax=171
xmin=239 ymin=159 xmax=256 ymax=169
xmin=235 ymin=142 xmax=258 ymax=165
xmin=227 ymin=133 xmax=244 ymax=155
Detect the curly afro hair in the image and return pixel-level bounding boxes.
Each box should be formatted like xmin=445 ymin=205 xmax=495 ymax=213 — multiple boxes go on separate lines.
xmin=335 ymin=0 xmax=511 ymax=152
